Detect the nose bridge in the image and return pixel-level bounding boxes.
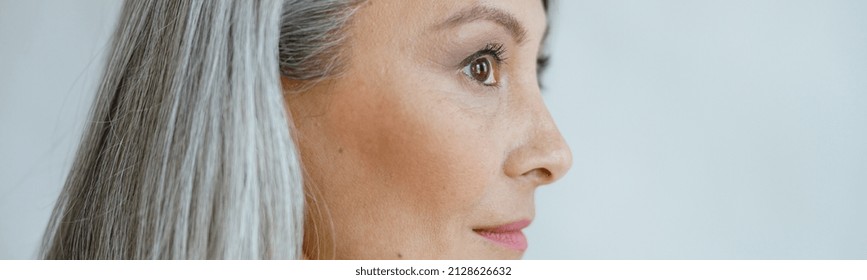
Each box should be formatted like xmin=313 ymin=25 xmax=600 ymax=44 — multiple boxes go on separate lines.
xmin=504 ymin=82 xmax=573 ymax=186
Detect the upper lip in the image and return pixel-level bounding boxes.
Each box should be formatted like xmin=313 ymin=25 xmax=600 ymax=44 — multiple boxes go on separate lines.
xmin=473 ymin=219 xmax=532 ymax=233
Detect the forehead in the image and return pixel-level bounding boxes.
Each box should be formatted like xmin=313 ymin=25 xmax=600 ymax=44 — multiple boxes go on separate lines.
xmin=357 ymin=0 xmax=548 ymax=44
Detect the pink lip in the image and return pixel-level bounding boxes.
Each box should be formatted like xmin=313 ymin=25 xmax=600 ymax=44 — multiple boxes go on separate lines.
xmin=473 ymin=219 xmax=531 ymax=251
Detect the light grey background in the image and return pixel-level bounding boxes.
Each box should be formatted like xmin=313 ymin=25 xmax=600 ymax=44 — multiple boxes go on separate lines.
xmin=1 ymin=0 xmax=865 ymax=259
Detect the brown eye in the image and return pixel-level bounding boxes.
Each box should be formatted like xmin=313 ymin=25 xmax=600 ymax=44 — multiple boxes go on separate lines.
xmin=462 ymin=56 xmax=497 ymax=86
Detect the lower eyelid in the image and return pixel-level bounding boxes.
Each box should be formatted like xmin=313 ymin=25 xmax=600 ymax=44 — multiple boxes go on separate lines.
xmin=457 ymin=69 xmax=499 ymax=92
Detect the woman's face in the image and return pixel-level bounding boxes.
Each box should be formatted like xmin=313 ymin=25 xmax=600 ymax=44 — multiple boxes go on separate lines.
xmin=284 ymin=0 xmax=571 ymax=259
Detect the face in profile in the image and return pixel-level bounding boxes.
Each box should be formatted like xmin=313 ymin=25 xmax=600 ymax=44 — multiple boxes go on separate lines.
xmin=283 ymin=0 xmax=572 ymax=259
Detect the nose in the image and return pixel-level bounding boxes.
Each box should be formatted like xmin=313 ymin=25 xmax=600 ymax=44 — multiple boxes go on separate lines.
xmin=503 ymin=95 xmax=573 ymax=186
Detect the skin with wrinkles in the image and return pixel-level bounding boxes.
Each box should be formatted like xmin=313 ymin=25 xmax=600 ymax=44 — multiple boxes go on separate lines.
xmin=284 ymin=0 xmax=572 ymax=259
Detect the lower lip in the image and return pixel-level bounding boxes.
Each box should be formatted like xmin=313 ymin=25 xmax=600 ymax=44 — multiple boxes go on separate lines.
xmin=474 ymin=230 xmax=528 ymax=251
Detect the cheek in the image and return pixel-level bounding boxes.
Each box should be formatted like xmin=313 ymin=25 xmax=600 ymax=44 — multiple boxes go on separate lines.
xmin=328 ymin=85 xmax=497 ymax=225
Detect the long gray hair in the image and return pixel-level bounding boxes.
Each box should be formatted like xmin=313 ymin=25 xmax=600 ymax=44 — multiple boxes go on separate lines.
xmin=41 ymin=0 xmax=359 ymax=259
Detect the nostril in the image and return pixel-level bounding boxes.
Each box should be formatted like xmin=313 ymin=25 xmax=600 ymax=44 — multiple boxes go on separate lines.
xmin=523 ymin=168 xmax=553 ymax=184
xmin=541 ymin=168 xmax=552 ymax=179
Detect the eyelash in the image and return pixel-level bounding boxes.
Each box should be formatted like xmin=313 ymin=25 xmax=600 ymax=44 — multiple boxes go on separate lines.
xmin=537 ymin=54 xmax=550 ymax=89
xmin=458 ymin=44 xmax=550 ymax=90
xmin=477 ymin=42 xmax=507 ymax=62
xmin=460 ymin=43 xmax=507 ymax=87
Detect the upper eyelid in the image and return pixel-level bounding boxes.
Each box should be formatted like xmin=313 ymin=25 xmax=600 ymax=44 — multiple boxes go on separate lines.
xmin=458 ymin=44 xmax=508 ymax=69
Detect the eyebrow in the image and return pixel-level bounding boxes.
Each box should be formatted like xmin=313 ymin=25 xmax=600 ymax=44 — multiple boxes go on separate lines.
xmin=436 ymin=5 xmax=528 ymax=45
